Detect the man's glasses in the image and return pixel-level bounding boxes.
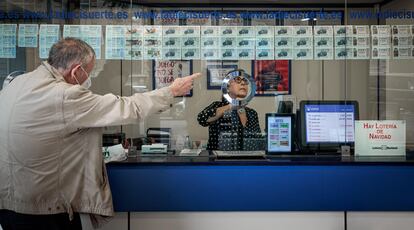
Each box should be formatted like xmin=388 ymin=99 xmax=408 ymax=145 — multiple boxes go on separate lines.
xmin=233 ymin=77 xmax=248 ymax=84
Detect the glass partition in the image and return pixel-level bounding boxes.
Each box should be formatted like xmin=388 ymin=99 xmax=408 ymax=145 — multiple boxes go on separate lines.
xmin=1 ymin=0 xmax=413 ymax=155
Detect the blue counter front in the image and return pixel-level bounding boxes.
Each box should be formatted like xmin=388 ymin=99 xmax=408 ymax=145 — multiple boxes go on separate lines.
xmin=106 ymin=154 xmax=414 ymax=212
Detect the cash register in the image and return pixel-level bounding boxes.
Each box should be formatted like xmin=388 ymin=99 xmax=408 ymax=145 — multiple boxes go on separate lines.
xmin=141 ymin=143 xmax=168 ymax=154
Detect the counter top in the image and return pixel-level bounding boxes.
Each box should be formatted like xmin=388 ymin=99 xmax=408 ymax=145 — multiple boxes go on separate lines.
xmin=108 ymin=150 xmax=414 ymax=166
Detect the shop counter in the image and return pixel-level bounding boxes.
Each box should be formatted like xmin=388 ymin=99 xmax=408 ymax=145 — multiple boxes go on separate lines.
xmin=107 ymin=152 xmax=414 ymax=212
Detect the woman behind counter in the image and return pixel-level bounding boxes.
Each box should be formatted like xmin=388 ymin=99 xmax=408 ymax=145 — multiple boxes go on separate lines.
xmin=197 ymin=76 xmax=261 ymax=150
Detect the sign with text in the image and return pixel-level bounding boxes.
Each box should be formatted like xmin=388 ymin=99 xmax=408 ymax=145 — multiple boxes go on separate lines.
xmin=355 ymin=120 xmax=406 ymax=156
xmin=152 ymin=60 xmax=192 ymax=96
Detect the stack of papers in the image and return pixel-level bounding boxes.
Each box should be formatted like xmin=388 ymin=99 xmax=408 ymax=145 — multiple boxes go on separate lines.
xmin=179 ymin=149 xmax=202 ymax=156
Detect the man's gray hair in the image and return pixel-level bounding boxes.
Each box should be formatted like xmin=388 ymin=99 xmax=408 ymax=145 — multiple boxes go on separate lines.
xmin=47 ymin=37 xmax=96 ymax=70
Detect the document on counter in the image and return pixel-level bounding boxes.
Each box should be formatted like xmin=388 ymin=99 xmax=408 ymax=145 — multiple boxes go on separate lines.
xmin=179 ymin=149 xmax=202 ymax=156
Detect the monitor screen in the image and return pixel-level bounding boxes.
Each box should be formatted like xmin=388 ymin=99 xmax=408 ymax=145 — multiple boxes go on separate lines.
xmin=300 ymin=101 xmax=359 ymax=151
xmin=266 ymin=113 xmax=294 ymax=154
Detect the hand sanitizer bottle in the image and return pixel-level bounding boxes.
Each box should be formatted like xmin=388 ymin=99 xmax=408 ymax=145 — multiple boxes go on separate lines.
xmin=184 ymin=135 xmax=191 ymax=149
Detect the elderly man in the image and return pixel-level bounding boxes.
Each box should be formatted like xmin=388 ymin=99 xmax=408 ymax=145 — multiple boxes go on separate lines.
xmin=0 ymin=37 xmax=200 ymax=229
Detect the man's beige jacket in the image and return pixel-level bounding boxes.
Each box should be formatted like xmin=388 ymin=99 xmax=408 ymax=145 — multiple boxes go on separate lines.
xmin=0 ymin=62 xmax=173 ymax=221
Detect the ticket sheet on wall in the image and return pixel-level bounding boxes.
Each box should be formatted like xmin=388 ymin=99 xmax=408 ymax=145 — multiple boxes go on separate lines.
xmin=0 ymin=24 xmax=17 ymax=58
xmin=2 ymin=24 xmax=414 ymax=60
xmin=39 ymin=25 xmax=60 ymax=59
xmin=371 ymin=25 xmax=391 ymax=59
xmin=106 ymin=25 xmax=146 ymax=60
xmin=63 ymin=25 xmax=102 ymax=59
xmin=18 ymin=24 xmax=38 ymax=48
xmin=105 ymin=25 xmax=127 ymax=60
xmin=391 ymin=25 xmax=413 ymax=59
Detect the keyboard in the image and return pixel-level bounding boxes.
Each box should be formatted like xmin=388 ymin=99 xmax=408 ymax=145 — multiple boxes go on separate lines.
xmin=213 ymin=150 xmax=266 ymax=158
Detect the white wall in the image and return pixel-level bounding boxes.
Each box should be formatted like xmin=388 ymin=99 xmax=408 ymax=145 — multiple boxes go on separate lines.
xmin=348 ymin=212 xmax=414 ymax=230
xmin=79 ymin=211 xmax=414 ymax=230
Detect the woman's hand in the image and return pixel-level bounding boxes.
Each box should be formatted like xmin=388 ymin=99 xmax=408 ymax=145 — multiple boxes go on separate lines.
xmin=216 ymin=104 xmax=232 ymax=117
xmin=207 ymin=104 xmax=232 ymax=123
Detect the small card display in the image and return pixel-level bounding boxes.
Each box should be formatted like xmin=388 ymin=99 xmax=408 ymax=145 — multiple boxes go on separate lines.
xmin=266 ymin=113 xmax=294 ymax=154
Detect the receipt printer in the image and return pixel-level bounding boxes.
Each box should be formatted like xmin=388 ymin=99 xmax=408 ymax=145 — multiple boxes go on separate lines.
xmin=141 ymin=143 xmax=168 ymax=154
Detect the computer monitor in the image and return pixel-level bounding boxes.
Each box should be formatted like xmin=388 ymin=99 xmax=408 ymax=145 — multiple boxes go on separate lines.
xmin=299 ymin=100 xmax=359 ymax=152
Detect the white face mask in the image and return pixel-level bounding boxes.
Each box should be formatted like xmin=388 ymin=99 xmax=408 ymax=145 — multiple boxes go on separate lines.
xmin=82 ymin=77 xmax=92 ymax=89
xmin=74 ymin=66 xmax=92 ymax=89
